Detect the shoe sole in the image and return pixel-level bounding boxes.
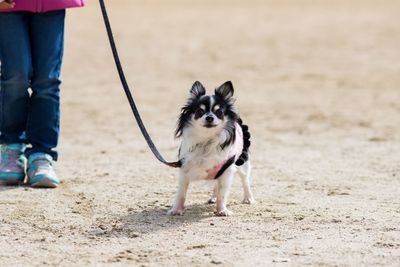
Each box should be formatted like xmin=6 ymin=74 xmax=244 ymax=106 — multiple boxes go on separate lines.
xmin=0 ymin=179 xmax=22 ymax=186
xmin=30 ymin=178 xmax=59 ymax=188
xmin=0 ymin=174 xmax=24 ymax=186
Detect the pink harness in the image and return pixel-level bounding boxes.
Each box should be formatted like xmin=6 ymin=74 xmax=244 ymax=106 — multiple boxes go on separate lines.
xmin=206 ymin=122 xmax=243 ymax=179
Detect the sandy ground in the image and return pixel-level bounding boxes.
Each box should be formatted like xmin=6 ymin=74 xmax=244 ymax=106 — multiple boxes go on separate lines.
xmin=1 ymin=0 xmax=400 ymax=266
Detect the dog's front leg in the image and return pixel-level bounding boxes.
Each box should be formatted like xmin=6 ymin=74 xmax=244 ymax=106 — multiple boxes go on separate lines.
xmin=215 ymin=168 xmax=234 ymax=216
xmin=168 ymin=171 xmax=189 ymax=216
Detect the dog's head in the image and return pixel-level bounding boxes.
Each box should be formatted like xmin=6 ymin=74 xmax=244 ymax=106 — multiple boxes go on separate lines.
xmin=176 ymin=81 xmax=238 ymax=138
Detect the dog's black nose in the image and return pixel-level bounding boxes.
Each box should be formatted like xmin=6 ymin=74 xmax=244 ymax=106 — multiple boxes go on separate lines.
xmin=206 ymin=116 xmax=214 ymax=123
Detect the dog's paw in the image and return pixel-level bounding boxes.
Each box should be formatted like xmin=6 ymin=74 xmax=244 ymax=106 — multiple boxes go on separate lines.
xmin=215 ymin=209 xmax=233 ymax=217
xmin=207 ymin=196 xmax=217 ymax=204
xmin=167 ymin=208 xmax=185 ymax=216
xmin=242 ymin=197 xmax=256 ymax=205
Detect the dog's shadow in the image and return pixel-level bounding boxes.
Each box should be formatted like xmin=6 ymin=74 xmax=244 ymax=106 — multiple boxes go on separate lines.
xmin=89 ymin=202 xmax=218 ymax=238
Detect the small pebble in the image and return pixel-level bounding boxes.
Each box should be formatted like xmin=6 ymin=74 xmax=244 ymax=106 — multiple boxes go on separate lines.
xmin=98 ymin=225 xmax=107 ymax=230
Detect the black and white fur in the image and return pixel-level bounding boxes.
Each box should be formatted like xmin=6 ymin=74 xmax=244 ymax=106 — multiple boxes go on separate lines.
xmin=167 ymin=81 xmax=254 ymax=216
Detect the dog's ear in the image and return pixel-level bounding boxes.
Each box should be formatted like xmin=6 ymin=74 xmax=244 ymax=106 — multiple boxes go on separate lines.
xmin=190 ymin=81 xmax=206 ymax=98
xmin=215 ymin=81 xmax=234 ymax=99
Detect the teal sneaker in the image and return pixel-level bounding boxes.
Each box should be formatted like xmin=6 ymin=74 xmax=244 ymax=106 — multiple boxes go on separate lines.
xmin=0 ymin=144 xmax=26 ymax=185
xmin=27 ymin=153 xmax=59 ymax=188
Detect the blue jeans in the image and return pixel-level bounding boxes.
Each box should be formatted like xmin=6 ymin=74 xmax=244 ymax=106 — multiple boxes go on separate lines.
xmin=0 ymin=10 xmax=65 ymax=161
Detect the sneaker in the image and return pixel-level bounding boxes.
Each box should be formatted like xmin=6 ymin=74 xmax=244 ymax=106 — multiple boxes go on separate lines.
xmin=27 ymin=153 xmax=59 ymax=188
xmin=0 ymin=144 xmax=26 ymax=185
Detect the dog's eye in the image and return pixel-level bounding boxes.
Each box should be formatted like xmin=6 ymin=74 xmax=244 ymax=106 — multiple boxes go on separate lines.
xmin=215 ymin=109 xmax=223 ymax=118
xmin=195 ymin=109 xmax=205 ymax=118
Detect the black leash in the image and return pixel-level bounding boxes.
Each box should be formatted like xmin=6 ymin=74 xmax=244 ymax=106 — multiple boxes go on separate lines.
xmin=99 ymin=0 xmax=181 ymax=168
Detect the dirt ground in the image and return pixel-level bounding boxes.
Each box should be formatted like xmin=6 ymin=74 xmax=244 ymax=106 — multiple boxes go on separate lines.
xmin=1 ymin=0 xmax=400 ymax=266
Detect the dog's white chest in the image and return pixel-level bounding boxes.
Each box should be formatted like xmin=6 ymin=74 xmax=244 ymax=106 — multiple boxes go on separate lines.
xmin=180 ymin=140 xmax=230 ymax=181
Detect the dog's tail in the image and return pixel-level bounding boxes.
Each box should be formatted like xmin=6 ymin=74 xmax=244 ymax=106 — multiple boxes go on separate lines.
xmin=235 ymin=118 xmax=251 ymax=166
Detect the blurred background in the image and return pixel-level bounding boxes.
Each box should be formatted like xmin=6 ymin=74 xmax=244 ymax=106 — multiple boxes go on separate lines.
xmin=62 ymin=0 xmax=400 ymax=154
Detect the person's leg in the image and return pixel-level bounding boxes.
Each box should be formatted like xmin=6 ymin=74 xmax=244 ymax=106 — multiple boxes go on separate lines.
xmin=0 ymin=12 xmax=32 ymax=185
xmin=25 ymin=10 xmax=65 ymax=188
xmin=0 ymin=11 xmax=31 ymax=145
xmin=25 ymin=10 xmax=65 ymax=161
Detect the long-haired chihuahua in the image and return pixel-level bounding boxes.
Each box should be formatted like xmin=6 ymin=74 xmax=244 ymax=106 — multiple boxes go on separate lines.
xmin=168 ymin=81 xmax=254 ymax=216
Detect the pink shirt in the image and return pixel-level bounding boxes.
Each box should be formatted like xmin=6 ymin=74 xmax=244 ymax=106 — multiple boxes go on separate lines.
xmin=1 ymin=0 xmax=84 ymax=12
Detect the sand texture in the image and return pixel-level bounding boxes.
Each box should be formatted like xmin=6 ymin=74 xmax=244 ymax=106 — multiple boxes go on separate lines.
xmin=1 ymin=0 xmax=399 ymax=266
